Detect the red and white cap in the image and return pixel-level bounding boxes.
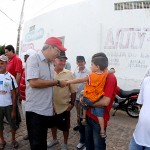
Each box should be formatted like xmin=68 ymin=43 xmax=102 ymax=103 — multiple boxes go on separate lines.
xmin=0 ymin=55 xmax=8 ymax=62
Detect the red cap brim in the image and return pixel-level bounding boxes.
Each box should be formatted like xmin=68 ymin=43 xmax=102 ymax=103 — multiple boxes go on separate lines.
xmin=57 ymin=45 xmax=67 ymax=51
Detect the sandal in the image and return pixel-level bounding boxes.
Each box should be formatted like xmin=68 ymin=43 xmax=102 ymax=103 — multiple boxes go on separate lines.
xmin=0 ymin=141 xmax=6 ymax=150
xmin=100 ymin=132 xmax=107 ymax=138
xmin=11 ymin=141 xmax=18 ymax=149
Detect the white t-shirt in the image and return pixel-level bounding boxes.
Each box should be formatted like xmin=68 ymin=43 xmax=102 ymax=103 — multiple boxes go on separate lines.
xmin=74 ymin=68 xmax=90 ymax=100
xmin=133 ymin=76 xmax=150 ymax=147
xmin=0 ymin=72 xmax=18 ymax=106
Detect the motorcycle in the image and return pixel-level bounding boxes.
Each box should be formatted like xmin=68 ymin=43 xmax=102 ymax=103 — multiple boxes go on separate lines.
xmin=112 ymin=87 xmax=140 ymax=118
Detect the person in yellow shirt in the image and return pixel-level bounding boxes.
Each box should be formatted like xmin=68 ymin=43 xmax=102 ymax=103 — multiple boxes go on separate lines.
xmin=47 ymin=51 xmax=76 ymax=150
xmin=67 ymin=53 xmax=108 ymax=138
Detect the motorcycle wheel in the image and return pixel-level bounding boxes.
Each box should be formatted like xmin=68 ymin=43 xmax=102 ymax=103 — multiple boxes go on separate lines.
xmin=126 ymin=100 xmax=139 ymax=118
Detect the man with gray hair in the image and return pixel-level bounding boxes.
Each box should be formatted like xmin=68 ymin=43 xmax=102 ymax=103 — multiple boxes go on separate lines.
xmin=25 ymin=37 xmax=67 ymax=150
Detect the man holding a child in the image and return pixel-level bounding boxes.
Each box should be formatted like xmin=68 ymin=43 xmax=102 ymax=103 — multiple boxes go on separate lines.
xmin=84 ymin=53 xmax=117 ymax=150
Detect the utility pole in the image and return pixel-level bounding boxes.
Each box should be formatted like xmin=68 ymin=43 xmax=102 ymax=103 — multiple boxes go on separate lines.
xmin=16 ymin=0 xmax=26 ymax=55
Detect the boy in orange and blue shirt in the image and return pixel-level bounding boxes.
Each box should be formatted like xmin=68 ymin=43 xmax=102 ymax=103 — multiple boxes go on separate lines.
xmin=67 ymin=53 xmax=108 ymax=138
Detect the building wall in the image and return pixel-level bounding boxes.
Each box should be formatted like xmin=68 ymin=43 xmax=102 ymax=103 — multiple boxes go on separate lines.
xmin=100 ymin=0 xmax=150 ymax=89
xmin=21 ymin=0 xmax=150 ymax=89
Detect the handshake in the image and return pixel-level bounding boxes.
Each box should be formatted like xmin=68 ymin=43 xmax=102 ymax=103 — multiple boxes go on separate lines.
xmin=57 ymin=80 xmax=70 ymax=88
xmin=57 ymin=78 xmax=79 ymax=88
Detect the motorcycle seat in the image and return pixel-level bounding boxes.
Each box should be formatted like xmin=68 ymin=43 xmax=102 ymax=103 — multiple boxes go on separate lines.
xmin=120 ymin=89 xmax=140 ymax=98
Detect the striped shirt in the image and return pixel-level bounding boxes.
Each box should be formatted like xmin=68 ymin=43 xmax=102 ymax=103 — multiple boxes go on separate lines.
xmin=25 ymin=51 xmax=54 ymax=116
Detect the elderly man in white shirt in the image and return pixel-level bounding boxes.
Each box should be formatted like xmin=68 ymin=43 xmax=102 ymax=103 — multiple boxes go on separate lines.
xmin=25 ymin=37 xmax=67 ymax=150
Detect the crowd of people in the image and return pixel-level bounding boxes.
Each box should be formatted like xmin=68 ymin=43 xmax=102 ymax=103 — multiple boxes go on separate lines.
xmin=0 ymin=36 xmax=149 ymax=150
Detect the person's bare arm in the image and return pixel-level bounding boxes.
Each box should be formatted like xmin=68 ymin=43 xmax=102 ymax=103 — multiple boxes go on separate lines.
xmin=16 ymin=72 xmax=22 ymax=85
xmin=91 ymin=96 xmax=111 ymax=107
xmin=77 ymin=101 xmax=81 ymax=124
xmin=29 ymin=79 xmax=67 ymax=88
xmin=11 ymin=89 xmax=16 ymax=119
xmin=67 ymin=76 xmax=88 ymax=84
xmin=66 ymin=92 xmax=76 ymax=111
xmin=70 ymin=92 xmax=76 ymax=105
xmin=77 ymin=101 xmax=81 ymax=117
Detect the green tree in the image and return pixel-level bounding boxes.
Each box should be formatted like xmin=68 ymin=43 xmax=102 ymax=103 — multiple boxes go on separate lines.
xmin=0 ymin=45 xmax=5 ymax=55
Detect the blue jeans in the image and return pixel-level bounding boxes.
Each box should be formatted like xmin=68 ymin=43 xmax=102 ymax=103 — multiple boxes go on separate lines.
xmin=129 ymin=136 xmax=150 ymax=150
xmin=83 ymin=97 xmax=104 ymax=117
xmin=85 ymin=116 xmax=106 ymax=150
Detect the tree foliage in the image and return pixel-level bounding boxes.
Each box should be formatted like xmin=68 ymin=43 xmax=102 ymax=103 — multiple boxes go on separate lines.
xmin=0 ymin=45 xmax=5 ymax=55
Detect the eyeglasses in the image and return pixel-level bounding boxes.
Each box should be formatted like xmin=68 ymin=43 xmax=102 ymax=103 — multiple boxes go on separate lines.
xmin=52 ymin=46 xmax=61 ymax=54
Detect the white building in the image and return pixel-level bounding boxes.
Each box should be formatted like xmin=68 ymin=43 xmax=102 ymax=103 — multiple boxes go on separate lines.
xmin=21 ymin=0 xmax=150 ymax=90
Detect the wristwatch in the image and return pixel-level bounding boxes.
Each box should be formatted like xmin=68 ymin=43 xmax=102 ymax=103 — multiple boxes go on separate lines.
xmin=70 ymin=101 xmax=74 ymax=106
xmin=57 ymin=80 xmax=61 ymax=87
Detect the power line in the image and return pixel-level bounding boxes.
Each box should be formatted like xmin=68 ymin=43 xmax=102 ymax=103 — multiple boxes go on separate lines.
xmin=0 ymin=9 xmax=18 ymax=25
xmin=31 ymin=0 xmax=58 ymax=17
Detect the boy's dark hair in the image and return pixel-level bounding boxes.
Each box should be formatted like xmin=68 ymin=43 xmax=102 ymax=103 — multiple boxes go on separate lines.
xmin=5 ymin=45 xmax=15 ymax=53
xmin=92 ymin=52 xmax=108 ymax=61
xmin=92 ymin=56 xmax=108 ymax=71
xmin=110 ymin=68 xmax=115 ymax=70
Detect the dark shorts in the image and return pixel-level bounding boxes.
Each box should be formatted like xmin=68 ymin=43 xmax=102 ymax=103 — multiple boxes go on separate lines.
xmin=48 ymin=111 xmax=70 ymax=132
xmin=0 ymin=105 xmax=16 ymax=130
